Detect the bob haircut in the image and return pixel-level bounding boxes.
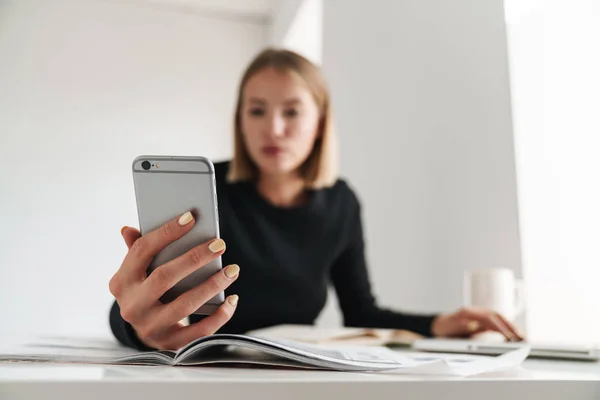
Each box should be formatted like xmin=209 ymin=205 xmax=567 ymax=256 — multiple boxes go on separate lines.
xmin=227 ymin=48 xmax=338 ymax=189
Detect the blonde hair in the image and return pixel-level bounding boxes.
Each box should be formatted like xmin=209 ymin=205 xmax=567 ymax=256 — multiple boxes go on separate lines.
xmin=227 ymin=48 xmax=338 ymax=189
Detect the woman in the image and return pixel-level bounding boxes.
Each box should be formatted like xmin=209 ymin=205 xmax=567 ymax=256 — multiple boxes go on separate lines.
xmin=109 ymin=48 xmax=522 ymax=350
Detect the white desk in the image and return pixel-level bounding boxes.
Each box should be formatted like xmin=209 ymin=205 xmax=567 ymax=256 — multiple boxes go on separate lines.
xmin=1 ymin=357 xmax=600 ymax=400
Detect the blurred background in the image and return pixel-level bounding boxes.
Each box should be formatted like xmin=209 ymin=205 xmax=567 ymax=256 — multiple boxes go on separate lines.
xmin=0 ymin=0 xmax=598 ymax=344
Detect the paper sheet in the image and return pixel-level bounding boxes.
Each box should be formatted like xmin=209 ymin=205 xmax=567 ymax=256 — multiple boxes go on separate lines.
xmin=318 ymin=344 xmax=531 ymax=376
xmin=393 ymin=347 xmax=530 ymax=376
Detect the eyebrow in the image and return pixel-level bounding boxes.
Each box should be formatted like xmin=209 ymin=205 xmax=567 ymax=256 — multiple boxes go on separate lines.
xmin=248 ymin=97 xmax=266 ymax=105
xmin=247 ymin=97 xmax=302 ymax=106
xmin=283 ymin=98 xmax=301 ymax=106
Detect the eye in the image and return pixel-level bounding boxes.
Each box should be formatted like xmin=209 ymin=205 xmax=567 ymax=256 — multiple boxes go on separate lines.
xmin=284 ymin=108 xmax=298 ymax=118
xmin=249 ymin=108 xmax=265 ymax=117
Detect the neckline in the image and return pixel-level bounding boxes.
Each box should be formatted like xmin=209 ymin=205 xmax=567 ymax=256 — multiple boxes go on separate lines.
xmin=244 ymin=181 xmax=321 ymax=214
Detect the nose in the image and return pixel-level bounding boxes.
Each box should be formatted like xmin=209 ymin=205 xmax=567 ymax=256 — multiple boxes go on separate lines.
xmin=266 ymin=113 xmax=285 ymax=138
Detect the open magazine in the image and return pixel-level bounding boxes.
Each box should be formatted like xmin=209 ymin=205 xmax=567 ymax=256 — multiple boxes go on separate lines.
xmin=0 ymin=334 xmax=412 ymax=371
xmin=0 ymin=333 xmax=530 ymax=375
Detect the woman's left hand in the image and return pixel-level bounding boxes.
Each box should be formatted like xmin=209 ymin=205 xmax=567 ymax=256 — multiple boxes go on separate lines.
xmin=431 ymin=307 xmax=524 ymax=342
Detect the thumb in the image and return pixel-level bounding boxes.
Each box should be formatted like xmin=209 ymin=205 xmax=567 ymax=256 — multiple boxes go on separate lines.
xmin=120 ymin=226 xmax=141 ymax=249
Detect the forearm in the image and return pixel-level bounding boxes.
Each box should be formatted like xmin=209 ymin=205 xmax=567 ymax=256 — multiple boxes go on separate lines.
xmin=341 ymin=305 xmax=437 ymax=337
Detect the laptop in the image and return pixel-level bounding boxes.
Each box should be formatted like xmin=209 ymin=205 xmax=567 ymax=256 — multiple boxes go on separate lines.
xmin=412 ymin=338 xmax=600 ymax=361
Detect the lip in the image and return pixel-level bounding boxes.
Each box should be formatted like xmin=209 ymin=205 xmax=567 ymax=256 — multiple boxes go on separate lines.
xmin=262 ymin=146 xmax=285 ymax=155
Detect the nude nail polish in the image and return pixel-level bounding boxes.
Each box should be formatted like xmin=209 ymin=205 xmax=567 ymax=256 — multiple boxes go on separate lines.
xmin=228 ymin=295 xmax=239 ymax=306
xmin=224 ymin=264 xmax=239 ymax=278
xmin=209 ymin=238 xmax=226 ymax=253
xmin=178 ymin=211 xmax=194 ymax=226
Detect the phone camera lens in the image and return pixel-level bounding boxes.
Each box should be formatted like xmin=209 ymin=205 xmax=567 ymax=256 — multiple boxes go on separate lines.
xmin=141 ymin=161 xmax=151 ymax=170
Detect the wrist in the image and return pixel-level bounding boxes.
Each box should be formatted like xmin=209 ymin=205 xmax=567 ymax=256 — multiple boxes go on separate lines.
xmin=430 ymin=314 xmax=447 ymax=337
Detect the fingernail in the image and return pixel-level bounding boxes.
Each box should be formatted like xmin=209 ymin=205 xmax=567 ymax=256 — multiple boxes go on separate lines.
xmin=178 ymin=211 xmax=194 ymax=226
xmin=228 ymin=295 xmax=239 ymax=306
xmin=209 ymin=238 xmax=226 ymax=253
xmin=120 ymin=226 xmax=128 ymax=235
xmin=224 ymin=264 xmax=239 ymax=278
xmin=467 ymin=321 xmax=480 ymax=332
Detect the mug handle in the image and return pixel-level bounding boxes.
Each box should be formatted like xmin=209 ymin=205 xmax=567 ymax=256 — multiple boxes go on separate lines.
xmin=514 ymin=279 xmax=526 ymax=317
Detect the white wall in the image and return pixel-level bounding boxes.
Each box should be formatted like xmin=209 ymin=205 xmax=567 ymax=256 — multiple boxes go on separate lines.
xmin=0 ymin=0 xmax=266 ymax=340
xmin=269 ymin=0 xmax=322 ymax=65
xmin=269 ymin=0 xmax=304 ymax=47
xmin=279 ymin=0 xmax=322 ymax=65
xmin=506 ymin=0 xmax=600 ymax=343
xmin=321 ymin=0 xmax=523 ymax=324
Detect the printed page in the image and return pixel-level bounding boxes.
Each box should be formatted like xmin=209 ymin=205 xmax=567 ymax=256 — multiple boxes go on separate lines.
xmin=178 ymin=335 xmax=529 ymax=375
xmin=0 ymin=336 xmax=172 ymax=365
xmin=226 ymin=335 xmax=531 ymax=375
xmin=381 ymin=347 xmax=532 ymax=376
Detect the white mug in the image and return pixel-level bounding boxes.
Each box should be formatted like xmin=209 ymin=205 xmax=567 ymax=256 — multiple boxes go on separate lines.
xmin=463 ymin=268 xmax=525 ymax=322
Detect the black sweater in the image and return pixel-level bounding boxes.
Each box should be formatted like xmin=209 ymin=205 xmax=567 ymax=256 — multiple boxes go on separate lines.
xmin=110 ymin=161 xmax=437 ymax=349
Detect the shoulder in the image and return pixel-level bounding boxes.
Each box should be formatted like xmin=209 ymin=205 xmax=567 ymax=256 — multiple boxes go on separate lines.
xmin=322 ymin=178 xmax=362 ymax=213
xmin=320 ymin=179 xmax=364 ymax=240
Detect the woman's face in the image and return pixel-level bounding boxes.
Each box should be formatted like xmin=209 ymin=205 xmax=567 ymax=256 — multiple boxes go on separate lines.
xmin=240 ymin=67 xmax=321 ymax=178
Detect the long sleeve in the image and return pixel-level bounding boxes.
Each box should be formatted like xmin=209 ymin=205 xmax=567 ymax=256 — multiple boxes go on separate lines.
xmin=330 ymin=193 xmax=438 ymax=337
xmin=107 ymin=162 xmax=439 ymax=339
xmin=109 ymin=300 xmax=155 ymax=351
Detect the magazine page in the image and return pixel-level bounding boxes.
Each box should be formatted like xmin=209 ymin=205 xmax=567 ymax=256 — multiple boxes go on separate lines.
xmin=0 ymin=336 xmax=174 ymax=365
xmin=174 ymin=336 xmax=401 ymax=371
xmin=175 ymin=334 xmax=403 ymax=368
xmin=175 ymin=334 xmax=530 ymax=375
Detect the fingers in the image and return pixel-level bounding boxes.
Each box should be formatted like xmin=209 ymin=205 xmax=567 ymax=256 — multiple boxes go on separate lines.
xmin=134 ymin=320 xmax=187 ymax=351
xmin=118 ymin=262 xmax=238 ymax=350
xmin=121 ymin=264 xmax=239 ymax=349
xmin=487 ymin=314 xmax=516 ymax=341
xmin=463 ymin=308 xmax=520 ymax=341
xmin=139 ymin=238 xmax=227 ymax=305
xmin=111 ymin=214 xmax=240 ymax=352
xmin=119 ymin=263 xmax=239 ymax=350
xmin=159 ymin=264 xmax=240 ymax=326
xmin=120 ymin=211 xmax=197 ymax=279
xmin=164 ymin=295 xmax=239 ymax=350
xmin=494 ymin=313 xmax=525 ymax=341
xmin=121 ymin=226 xmax=141 ymax=249
xmin=464 ymin=319 xmax=482 ymax=334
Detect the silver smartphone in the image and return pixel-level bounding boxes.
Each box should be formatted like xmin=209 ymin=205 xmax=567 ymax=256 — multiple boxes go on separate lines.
xmin=132 ymin=155 xmax=223 ymax=315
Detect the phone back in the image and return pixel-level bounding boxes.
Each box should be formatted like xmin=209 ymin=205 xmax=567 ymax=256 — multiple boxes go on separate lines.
xmin=132 ymin=155 xmax=223 ymax=314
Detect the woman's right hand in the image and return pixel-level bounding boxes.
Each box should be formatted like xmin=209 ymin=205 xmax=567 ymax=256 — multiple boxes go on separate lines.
xmin=109 ymin=211 xmax=240 ymax=350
